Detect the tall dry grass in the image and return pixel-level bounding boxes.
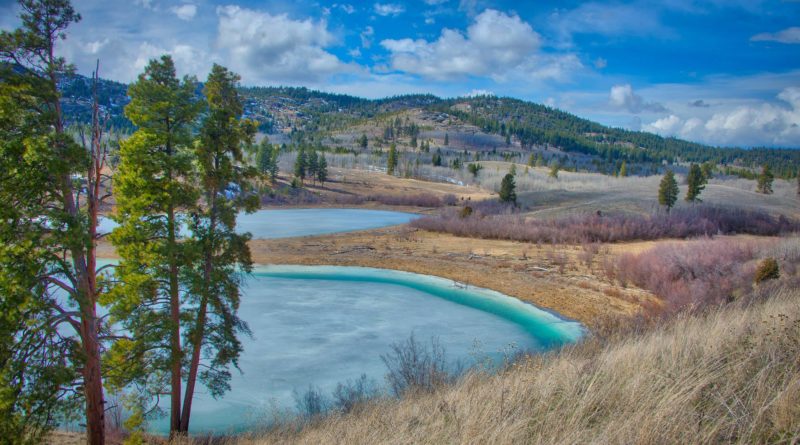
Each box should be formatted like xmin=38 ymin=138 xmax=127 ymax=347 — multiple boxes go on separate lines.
xmin=217 ymin=285 xmax=800 ymax=445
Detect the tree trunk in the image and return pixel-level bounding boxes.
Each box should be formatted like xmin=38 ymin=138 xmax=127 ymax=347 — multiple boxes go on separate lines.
xmin=180 ymin=199 xmax=216 ymax=433
xmin=167 ymin=204 xmax=182 ymax=435
xmin=81 ymin=309 xmax=106 ymax=445
xmin=179 ymin=295 xmax=207 ymax=432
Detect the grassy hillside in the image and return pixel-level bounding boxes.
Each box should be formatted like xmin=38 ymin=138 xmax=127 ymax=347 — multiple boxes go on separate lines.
xmin=232 ymin=284 xmax=800 ymax=445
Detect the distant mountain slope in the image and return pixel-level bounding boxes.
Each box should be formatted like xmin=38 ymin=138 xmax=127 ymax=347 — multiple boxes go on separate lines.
xmin=60 ymin=75 xmax=799 ymax=178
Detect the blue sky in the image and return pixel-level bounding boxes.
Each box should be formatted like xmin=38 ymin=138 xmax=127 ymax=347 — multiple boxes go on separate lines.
xmin=2 ymin=0 xmax=799 ymax=147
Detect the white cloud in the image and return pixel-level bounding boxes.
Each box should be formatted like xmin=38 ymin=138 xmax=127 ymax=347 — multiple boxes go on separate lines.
xmin=381 ymin=9 xmax=555 ymax=81
xmin=374 ymin=3 xmax=405 ymax=16
xmin=360 ymin=26 xmax=374 ymax=48
xmin=643 ymin=87 xmax=800 ymax=146
xmin=609 ymin=84 xmax=668 ymax=114
xmin=214 ymin=6 xmax=352 ymax=84
xmin=751 ymin=27 xmax=800 ymax=44
xmin=550 ymin=3 xmax=670 ymax=46
xmin=424 ymin=0 xmax=449 ymax=4
xmin=170 ymin=4 xmax=197 ymax=21
xmin=337 ymin=4 xmax=356 ymax=14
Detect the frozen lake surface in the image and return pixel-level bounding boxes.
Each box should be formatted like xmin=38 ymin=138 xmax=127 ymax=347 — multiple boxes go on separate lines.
xmin=98 ymin=208 xmax=418 ymax=239
xmin=149 ymin=265 xmax=584 ymax=434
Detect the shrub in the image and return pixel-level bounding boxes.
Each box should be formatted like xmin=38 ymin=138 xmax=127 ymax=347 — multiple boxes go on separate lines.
xmin=381 ymin=334 xmax=456 ymax=397
xmin=459 ymin=206 xmax=473 ymax=218
xmin=293 ymin=385 xmax=329 ymax=420
xmin=332 ymin=374 xmax=379 ymax=414
xmin=754 ymin=258 xmax=780 ymax=284
xmin=411 ymin=204 xmax=799 ymax=244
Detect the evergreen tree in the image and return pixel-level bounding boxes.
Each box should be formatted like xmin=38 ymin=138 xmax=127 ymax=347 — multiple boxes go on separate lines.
xmin=468 ymin=163 xmax=483 ymax=177
xmin=527 ymin=153 xmax=535 ymax=167
xmin=432 ymin=148 xmax=443 ymax=167
xmin=108 ymin=55 xmax=202 ymax=436
xmin=410 ymin=134 xmax=417 ymax=148
xmin=499 ymin=173 xmax=517 ymax=204
xmin=444 ymin=133 xmax=449 ymax=146
xmin=269 ymin=146 xmax=279 ymax=183
xmin=658 ymin=170 xmax=679 ymax=212
xmin=294 ymin=148 xmax=307 ymax=183
xmin=756 ymin=164 xmax=774 ymax=194
xmin=685 ymin=163 xmax=706 ymax=202
xmin=619 ymin=161 xmax=628 ymax=177
xmin=387 ymin=143 xmax=398 ymax=175
xmin=317 ymin=154 xmax=328 ymax=186
xmin=535 ymin=153 xmax=545 ymax=167
xmin=180 ymin=64 xmax=258 ymax=433
xmin=358 ymin=133 xmax=368 ymax=149
xmin=0 ymin=2 xmax=109 ymax=441
xmin=505 ymin=133 xmax=511 ymax=146
xmin=256 ymin=140 xmax=273 ymax=178
xmin=701 ymin=161 xmax=714 ymax=181
xmin=549 ymin=163 xmax=560 ymax=179
xmin=509 ymin=163 xmax=517 ymax=176
xmin=307 ymin=150 xmax=319 ymax=185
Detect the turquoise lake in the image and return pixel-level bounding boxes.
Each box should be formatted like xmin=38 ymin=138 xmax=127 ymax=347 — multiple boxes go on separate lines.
xmin=91 ymin=209 xmax=584 ymax=434
xmin=145 ymin=266 xmax=584 ymax=434
xmin=98 ymin=208 xmax=418 ymax=239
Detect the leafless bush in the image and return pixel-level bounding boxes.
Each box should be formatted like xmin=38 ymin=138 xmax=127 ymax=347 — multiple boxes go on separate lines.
xmin=411 ymin=204 xmax=799 ymax=244
xmin=609 ymin=237 xmax=800 ymax=314
xmin=333 ymin=193 xmax=456 ymax=208
xmin=293 ymin=385 xmax=329 ymax=420
xmin=332 ymin=374 xmax=379 ymax=414
xmin=381 ymin=334 xmax=457 ymax=397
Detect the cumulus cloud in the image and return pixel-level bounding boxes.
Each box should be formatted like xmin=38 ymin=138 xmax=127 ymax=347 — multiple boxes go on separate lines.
xmin=170 ymin=4 xmax=197 ymax=21
xmin=609 ymin=84 xmax=668 ymax=113
xmin=360 ymin=26 xmax=374 ymax=48
xmin=215 ymin=6 xmax=351 ymax=84
xmin=751 ymin=27 xmax=800 ymax=44
xmin=379 ymin=9 xmax=575 ymax=82
xmin=374 ymin=3 xmax=405 ymax=16
xmin=643 ymin=87 xmax=800 ymax=146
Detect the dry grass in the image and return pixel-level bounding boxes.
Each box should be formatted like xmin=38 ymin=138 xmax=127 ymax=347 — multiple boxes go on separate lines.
xmin=226 ymin=285 xmax=800 ymax=445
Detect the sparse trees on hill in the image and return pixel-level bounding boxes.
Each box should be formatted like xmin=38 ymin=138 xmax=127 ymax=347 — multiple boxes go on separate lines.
xmin=685 ymin=163 xmax=706 ymax=202
xmin=468 ymin=163 xmax=483 ymax=177
xmin=756 ymin=164 xmax=774 ymax=194
xmin=499 ymin=173 xmax=517 ymax=204
xmin=358 ymin=133 xmax=368 ymax=149
xmin=432 ymin=148 xmax=443 ymax=167
xmin=658 ymin=170 xmax=679 ymax=212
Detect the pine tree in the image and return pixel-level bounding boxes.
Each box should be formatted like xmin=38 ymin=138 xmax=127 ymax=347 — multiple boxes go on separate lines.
xmin=432 ymin=149 xmax=443 ymax=167
xmin=527 ymin=153 xmax=535 ymax=167
xmin=387 ymin=143 xmax=398 ymax=175
xmin=509 ymin=163 xmax=517 ymax=176
xmin=756 ymin=164 xmax=774 ymax=194
xmin=108 ymin=55 xmax=202 ymax=436
xmin=256 ymin=140 xmax=273 ymax=179
xmin=444 ymin=133 xmax=449 ymax=146
xmin=505 ymin=133 xmax=511 ymax=146
xmin=269 ymin=146 xmax=279 ymax=183
xmin=701 ymin=161 xmax=714 ymax=181
xmin=619 ymin=161 xmax=628 ymax=177
xmin=549 ymin=163 xmax=560 ymax=179
xmin=307 ymin=150 xmax=319 ymax=185
xmin=294 ymin=148 xmax=307 ymax=184
xmin=658 ymin=170 xmax=679 ymax=212
xmin=499 ymin=173 xmax=517 ymax=204
xmin=0 ymin=3 xmax=108 ymax=441
xmin=685 ymin=163 xmax=706 ymax=202
xmin=180 ymin=64 xmax=258 ymax=433
xmin=535 ymin=153 xmax=545 ymax=167
xmin=317 ymin=153 xmax=328 ymax=186
xmin=358 ymin=133 xmax=368 ymax=149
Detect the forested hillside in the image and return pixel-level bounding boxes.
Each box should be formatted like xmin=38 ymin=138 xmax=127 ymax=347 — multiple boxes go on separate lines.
xmin=61 ymin=74 xmax=800 ymax=178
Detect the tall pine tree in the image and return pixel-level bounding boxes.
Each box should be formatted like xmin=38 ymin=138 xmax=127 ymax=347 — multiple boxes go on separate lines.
xmin=108 ymin=55 xmax=202 ymax=436
xmin=685 ymin=163 xmax=706 ymax=202
xmin=756 ymin=164 xmax=774 ymax=194
xmin=180 ymin=64 xmax=258 ymax=433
